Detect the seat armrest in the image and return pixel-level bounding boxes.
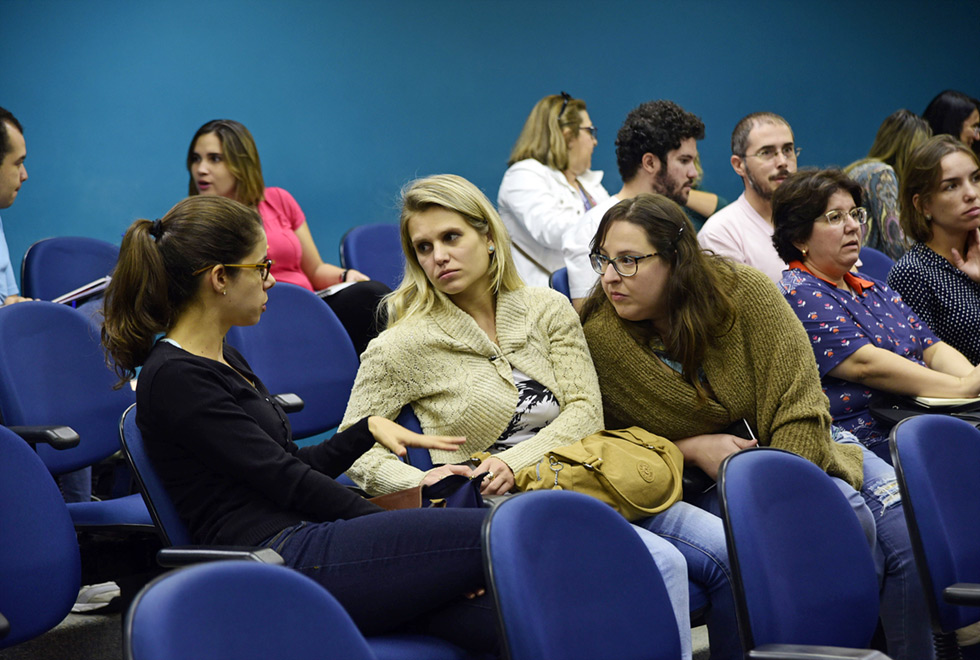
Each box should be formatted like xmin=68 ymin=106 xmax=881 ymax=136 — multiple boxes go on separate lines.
xmin=273 ymin=393 xmax=304 ymax=413
xmin=944 ymin=583 xmax=980 ymax=606
xmin=749 ymin=644 xmax=893 ymax=659
xmin=8 ymin=425 xmax=80 ymax=450
xmin=157 ymin=546 xmax=284 ymax=567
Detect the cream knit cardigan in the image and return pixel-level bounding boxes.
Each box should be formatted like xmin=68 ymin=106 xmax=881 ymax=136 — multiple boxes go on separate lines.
xmin=342 ymin=286 xmax=604 ymax=495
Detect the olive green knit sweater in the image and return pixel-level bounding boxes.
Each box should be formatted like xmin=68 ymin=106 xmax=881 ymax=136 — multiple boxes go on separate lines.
xmin=583 ymin=264 xmax=863 ymax=490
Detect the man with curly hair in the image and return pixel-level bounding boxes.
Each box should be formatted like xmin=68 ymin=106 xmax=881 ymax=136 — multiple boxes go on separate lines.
xmin=564 ymin=100 xmax=704 ymax=305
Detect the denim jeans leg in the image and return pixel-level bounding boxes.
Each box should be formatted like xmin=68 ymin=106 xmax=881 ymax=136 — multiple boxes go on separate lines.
xmin=637 ymin=501 xmax=740 ymax=660
xmin=858 ymin=444 xmax=934 ymax=660
xmin=632 ymin=524 xmax=693 ymax=660
xmin=58 ymin=467 xmax=92 ymax=503
xmin=834 ymin=430 xmax=934 ymax=660
xmin=274 ymin=508 xmax=497 ymax=655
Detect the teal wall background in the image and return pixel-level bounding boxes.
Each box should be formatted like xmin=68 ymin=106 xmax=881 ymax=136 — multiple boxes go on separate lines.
xmin=2 ymin=0 xmax=978 ymax=289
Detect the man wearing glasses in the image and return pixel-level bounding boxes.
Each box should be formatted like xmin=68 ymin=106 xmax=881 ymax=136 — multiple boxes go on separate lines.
xmin=0 ymin=106 xmax=31 ymax=305
xmin=564 ymin=100 xmax=705 ymax=308
xmin=699 ymin=112 xmax=799 ymax=283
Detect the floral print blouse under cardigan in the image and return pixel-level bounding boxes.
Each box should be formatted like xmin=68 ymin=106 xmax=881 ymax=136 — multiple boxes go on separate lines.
xmin=779 ymin=261 xmax=939 ymax=451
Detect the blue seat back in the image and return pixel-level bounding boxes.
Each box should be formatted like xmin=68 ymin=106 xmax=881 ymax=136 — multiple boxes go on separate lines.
xmin=125 ymin=562 xmax=376 ymax=660
xmin=396 ymin=404 xmax=435 ymax=470
xmin=0 ymin=301 xmax=135 ymax=474
xmin=857 ymin=246 xmax=894 ymax=282
xmin=21 ymin=236 xmax=118 ymax=301
xmin=483 ymin=490 xmax=680 ymax=660
xmin=120 ymin=404 xmax=192 ymax=546
xmin=891 ymin=415 xmax=980 ymax=633
xmin=0 ymin=426 xmax=80 ymax=649
xmin=339 ymin=224 xmax=404 ymax=291
xmin=548 ymin=267 xmax=571 ymax=300
xmin=718 ymin=447 xmax=879 ymax=652
xmin=226 ymin=283 xmax=360 ymax=440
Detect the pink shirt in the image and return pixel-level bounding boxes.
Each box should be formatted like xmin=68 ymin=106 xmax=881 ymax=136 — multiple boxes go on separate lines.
xmin=697 ymin=192 xmax=788 ymax=283
xmin=259 ymin=187 xmax=313 ymax=291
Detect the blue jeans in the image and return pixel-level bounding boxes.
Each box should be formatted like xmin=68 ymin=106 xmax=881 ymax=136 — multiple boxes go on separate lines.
xmin=266 ymin=508 xmax=497 ymax=655
xmin=636 ymin=501 xmax=740 ymax=660
xmin=632 ymin=524 xmax=693 ymax=660
xmin=58 ymin=467 xmax=92 ymax=503
xmin=832 ymin=433 xmax=934 ymax=660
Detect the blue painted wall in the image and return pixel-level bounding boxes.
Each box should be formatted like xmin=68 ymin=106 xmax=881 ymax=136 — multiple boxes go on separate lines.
xmin=2 ymin=0 xmax=978 ymax=290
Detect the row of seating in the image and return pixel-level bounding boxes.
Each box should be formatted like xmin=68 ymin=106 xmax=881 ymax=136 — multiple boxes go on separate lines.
xmin=17 ymin=224 xmax=404 ymax=305
xmin=7 ymin=410 xmax=974 ymax=659
xmin=2 ymin=233 xmax=976 ymax=659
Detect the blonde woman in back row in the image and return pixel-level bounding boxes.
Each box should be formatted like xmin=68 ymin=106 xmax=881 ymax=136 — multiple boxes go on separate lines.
xmin=497 ymin=93 xmax=610 ymax=287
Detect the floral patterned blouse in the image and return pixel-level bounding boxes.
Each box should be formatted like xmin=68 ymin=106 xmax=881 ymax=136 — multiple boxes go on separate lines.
xmin=778 ymin=262 xmax=938 ymax=448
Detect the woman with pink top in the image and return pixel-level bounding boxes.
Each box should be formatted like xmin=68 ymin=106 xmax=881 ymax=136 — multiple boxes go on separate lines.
xmin=186 ymin=119 xmax=389 ymax=354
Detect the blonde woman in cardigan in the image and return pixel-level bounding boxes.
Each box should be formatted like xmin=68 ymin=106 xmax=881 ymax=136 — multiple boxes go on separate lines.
xmin=342 ymin=174 xmax=703 ymax=660
xmin=581 ymin=193 xmax=931 ymax=660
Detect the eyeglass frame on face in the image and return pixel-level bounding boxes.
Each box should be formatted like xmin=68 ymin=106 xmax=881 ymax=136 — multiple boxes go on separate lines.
xmin=818 ymin=207 xmax=868 ymax=226
xmin=744 ymin=145 xmax=802 ymax=161
xmin=193 ymin=258 xmax=274 ymax=281
xmin=589 ymin=252 xmax=658 ymax=277
xmin=579 ymin=125 xmax=598 ymax=139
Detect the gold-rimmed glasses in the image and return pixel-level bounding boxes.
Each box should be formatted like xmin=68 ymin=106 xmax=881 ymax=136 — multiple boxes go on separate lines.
xmin=193 ymin=258 xmax=274 ymax=280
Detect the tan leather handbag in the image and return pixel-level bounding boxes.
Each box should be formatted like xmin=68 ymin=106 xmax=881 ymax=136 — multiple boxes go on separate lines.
xmin=514 ymin=427 xmax=683 ymax=521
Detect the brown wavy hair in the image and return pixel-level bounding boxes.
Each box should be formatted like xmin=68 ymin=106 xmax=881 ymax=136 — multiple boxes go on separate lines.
xmin=187 ymin=119 xmax=266 ymax=207
xmin=580 ymin=193 xmax=736 ymax=400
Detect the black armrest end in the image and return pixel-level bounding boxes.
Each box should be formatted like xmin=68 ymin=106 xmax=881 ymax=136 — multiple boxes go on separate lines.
xmin=273 ymin=393 xmax=304 ymax=414
xmin=157 ymin=546 xmax=284 ymax=567
xmin=8 ymin=425 xmax=80 ymax=450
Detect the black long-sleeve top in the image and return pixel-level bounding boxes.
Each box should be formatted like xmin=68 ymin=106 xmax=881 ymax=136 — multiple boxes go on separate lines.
xmin=136 ymin=341 xmax=383 ymax=546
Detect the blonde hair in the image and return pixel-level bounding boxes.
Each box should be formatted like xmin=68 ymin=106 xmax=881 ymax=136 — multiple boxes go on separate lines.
xmin=845 ymin=109 xmax=932 ymax=182
xmin=507 ymin=94 xmax=587 ymax=171
xmin=386 ymin=174 xmax=523 ymax=327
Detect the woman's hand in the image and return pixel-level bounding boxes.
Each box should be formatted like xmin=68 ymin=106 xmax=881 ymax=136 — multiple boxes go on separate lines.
xmin=419 ymin=463 xmax=474 ymax=487
xmin=343 ymin=268 xmax=370 ymax=283
xmin=674 ymin=433 xmax=758 ymax=480
xmin=473 ymin=456 xmax=515 ymax=495
xmin=366 ymin=416 xmax=465 ymax=458
xmin=951 ymin=228 xmax=980 ymax=283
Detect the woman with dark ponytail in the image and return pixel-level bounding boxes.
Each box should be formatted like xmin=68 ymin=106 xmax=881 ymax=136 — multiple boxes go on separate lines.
xmin=102 ymin=195 xmax=498 ymax=654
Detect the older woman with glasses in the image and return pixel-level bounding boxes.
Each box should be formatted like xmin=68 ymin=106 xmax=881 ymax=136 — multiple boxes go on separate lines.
xmin=773 ymin=168 xmax=980 ymax=461
xmin=583 ymin=192 xmax=932 ymax=660
xmin=497 ymin=92 xmax=610 ymax=287
xmin=888 ymin=135 xmax=980 ymax=365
